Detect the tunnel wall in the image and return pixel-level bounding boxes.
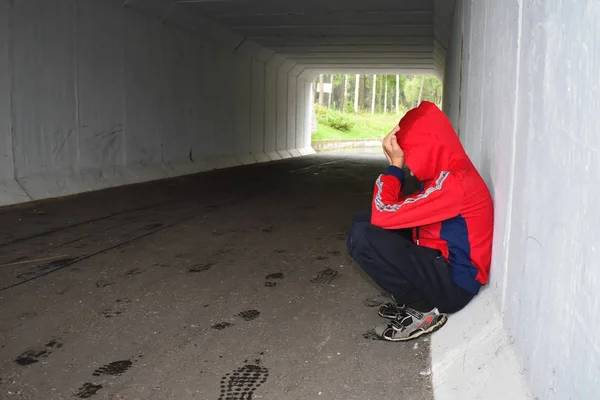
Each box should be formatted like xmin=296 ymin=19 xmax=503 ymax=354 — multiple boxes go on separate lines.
xmin=442 ymin=0 xmax=600 ymax=398
xmin=0 ymin=0 xmax=313 ymax=206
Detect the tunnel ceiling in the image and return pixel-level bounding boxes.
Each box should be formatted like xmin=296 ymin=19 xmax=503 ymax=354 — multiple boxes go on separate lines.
xmin=127 ymin=0 xmax=455 ymax=75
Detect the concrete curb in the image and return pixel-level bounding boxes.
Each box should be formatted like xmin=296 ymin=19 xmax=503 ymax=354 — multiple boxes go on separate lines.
xmin=431 ymin=288 xmax=532 ymax=399
xmin=298 ymin=147 xmax=317 ymax=156
xmin=312 ymin=139 xmax=383 ymax=152
xmin=252 ymin=152 xmax=272 ymax=163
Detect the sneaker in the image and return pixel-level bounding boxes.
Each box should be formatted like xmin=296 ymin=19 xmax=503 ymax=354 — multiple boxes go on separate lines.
xmin=374 ymin=307 xmax=448 ymax=342
xmin=378 ymin=302 xmax=406 ymax=319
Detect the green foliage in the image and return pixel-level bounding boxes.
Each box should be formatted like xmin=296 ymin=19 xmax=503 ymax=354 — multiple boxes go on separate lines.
xmin=396 ymin=102 xmax=409 ymax=116
xmin=404 ymin=75 xmax=443 ymax=107
xmin=311 ymin=73 xmax=442 ymax=141
xmin=315 ymin=104 xmax=355 ymax=132
xmin=313 ymin=110 xmax=404 ymax=141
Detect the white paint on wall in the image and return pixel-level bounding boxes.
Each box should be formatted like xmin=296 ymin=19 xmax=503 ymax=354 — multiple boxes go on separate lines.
xmin=436 ymin=0 xmax=600 ymax=399
xmin=0 ymin=0 xmax=312 ymax=206
xmin=287 ymin=66 xmax=303 ymax=153
xmin=505 ymin=1 xmax=600 ymax=398
xmin=264 ymin=55 xmax=286 ymax=158
xmin=0 ymin=0 xmax=11 ymax=180
xmin=276 ymin=60 xmax=295 ymax=156
xmin=295 ymin=81 xmax=307 ymax=151
xmin=0 ymin=0 xmax=29 ymax=205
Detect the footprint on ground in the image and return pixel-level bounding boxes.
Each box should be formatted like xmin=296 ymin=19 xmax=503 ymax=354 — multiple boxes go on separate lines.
xmin=265 ymin=272 xmax=284 ymax=287
xmin=310 ymin=268 xmax=341 ymax=285
xmin=189 ymin=262 xmax=215 ymax=273
xmin=218 ymin=360 xmax=269 ymax=400
xmin=238 ymin=310 xmax=261 ymax=321
xmin=14 ymin=339 xmax=63 ymax=366
xmin=212 ymin=322 xmax=235 ymax=331
xmin=362 ymin=329 xmax=382 ymax=341
xmin=74 ymin=383 xmax=102 ymax=399
xmin=92 ymin=360 xmax=133 ymax=377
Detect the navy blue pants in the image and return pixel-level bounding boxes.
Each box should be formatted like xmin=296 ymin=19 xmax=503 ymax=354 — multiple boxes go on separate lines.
xmin=347 ymin=211 xmax=473 ymax=313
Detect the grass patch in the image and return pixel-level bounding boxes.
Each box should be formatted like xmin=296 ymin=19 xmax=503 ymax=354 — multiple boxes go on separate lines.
xmin=312 ymin=107 xmax=404 ymax=141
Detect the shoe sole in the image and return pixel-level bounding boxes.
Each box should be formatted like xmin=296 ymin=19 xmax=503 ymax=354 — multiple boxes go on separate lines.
xmin=384 ymin=314 xmax=448 ymax=342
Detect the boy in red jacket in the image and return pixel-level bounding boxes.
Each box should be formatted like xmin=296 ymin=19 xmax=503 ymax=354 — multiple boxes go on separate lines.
xmin=347 ymin=101 xmax=494 ymax=341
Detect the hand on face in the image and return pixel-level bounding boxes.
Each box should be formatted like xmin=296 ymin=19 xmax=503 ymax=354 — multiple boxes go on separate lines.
xmin=382 ymin=126 xmax=405 ymax=168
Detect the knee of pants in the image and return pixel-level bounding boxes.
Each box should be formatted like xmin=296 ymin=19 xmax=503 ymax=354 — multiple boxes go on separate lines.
xmin=351 ymin=210 xmax=372 ymax=226
xmin=347 ymin=221 xmax=371 ymax=255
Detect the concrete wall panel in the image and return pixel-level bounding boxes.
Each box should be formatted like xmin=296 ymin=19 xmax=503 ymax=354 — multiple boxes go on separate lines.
xmin=233 ymin=52 xmax=253 ymax=159
xmin=213 ymin=48 xmax=235 ymax=157
xmin=460 ymin=0 xmax=486 ymax=172
xmin=456 ymin=0 xmax=472 ymax=144
xmin=441 ymin=0 xmax=462 ymax=131
xmin=276 ymin=60 xmax=295 ymax=156
xmin=124 ymin=10 xmax=164 ymax=170
xmin=286 ymin=67 xmax=302 ymax=151
xmin=12 ymin=0 xmax=111 ymax=198
xmin=439 ymin=0 xmax=600 ymax=399
xmin=301 ymin=81 xmax=315 ymax=153
xmin=0 ymin=0 xmax=13 ymax=180
xmin=76 ymin=0 xmax=125 ymax=175
xmin=264 ymin=56 xmax=285 ymax=158
xmin=480 ymin=0 xmax=521 ymax=309
xmin=196 ymin=42 xmax=216 ymax=159
xmin=250 ymin=56 xmax=266 ymax=157
xmin=506 ymin=1 xmax=600 ymax=397
xmin=0 ymin=1 xmax=29 ymax=204
xmin=0 ymin=0 xmax=309 ymax=206
xmin=186 ymin=37 xmax=211 ymax=168
xmin=295 ymin=81 xmax=306 ymax=151
xmin=11 ymin=0 xmax=78 ymax=198
xmin=434 ymin=2 xmax=531 ymax=399
xmin=162 ymin=28 xmax=190 ymax=173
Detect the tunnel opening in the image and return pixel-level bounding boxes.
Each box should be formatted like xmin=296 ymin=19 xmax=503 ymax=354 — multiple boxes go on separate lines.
xmin=310 ymin=73 xmax=443 ymax=154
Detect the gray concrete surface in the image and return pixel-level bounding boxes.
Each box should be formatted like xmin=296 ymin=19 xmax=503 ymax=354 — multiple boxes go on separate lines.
xmin=439 ymin=1 xmax=600 ymax=398
xmin=0 ymin=155 xmax=432 ymax=400
xmin=128 ymin=0 xmax=455 ymax=75
xmin=0 ymin=0 xmax=314 ymax=207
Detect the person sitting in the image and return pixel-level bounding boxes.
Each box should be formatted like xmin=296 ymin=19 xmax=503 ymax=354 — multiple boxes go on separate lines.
xmin=347 ymin=101 xmax=494 ymax=341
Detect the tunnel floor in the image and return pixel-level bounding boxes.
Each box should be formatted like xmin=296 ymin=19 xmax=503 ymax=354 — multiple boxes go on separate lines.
xmin=0 ymin=155 xmax=433 ymax=400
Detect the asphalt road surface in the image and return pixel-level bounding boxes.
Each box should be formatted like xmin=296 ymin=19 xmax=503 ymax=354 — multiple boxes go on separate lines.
xmin=0 ymin=155 xmax=432 ymax=400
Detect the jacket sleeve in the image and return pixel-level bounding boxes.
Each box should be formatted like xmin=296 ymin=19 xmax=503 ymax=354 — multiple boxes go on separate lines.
xmin=371 ymin=169 xmax=463 ymax=229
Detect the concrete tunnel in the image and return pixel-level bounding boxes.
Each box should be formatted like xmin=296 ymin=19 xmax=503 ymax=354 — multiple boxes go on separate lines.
xmin=0 ymin=0 xmax=598 ymax=399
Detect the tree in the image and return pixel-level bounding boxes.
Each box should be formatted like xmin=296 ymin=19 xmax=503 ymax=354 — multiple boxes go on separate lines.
xmin=358 ymin=74 xmax=365 ymax=112
xmin=319 ymin=74 xmax=324 ymax=105
xmin=378 ymin=75 xmax=384 ymax=113
xmin=397 ymin=75 xmax=409 ymax=108
xmin=418 ymin=75 xmax=425 ymax=104
xmin=354 ymin=74 xmax=360 ymax=113
xmin=404 ymin=75 xmax=443 ymax=107
xmin=371 ymin=74 xmax=377 ymax=114
xmin=396 ymin=75 xmax=400 ymax=114
xmin=342 ymin=75 xmax=348 ymax=113
xmin=328 ymin=74 xmax=334 ymax=107
xmin=384 ymin=78 xmax=388 ymax=115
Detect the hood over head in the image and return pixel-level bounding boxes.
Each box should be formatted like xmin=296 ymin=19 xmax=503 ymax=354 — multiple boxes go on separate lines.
xmin=395 ymin=101 xmax=469 ymax=181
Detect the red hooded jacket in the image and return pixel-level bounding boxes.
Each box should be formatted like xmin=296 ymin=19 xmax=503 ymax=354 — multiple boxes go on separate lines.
xmin=371 ymin=101 xmax=494 ymax=294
